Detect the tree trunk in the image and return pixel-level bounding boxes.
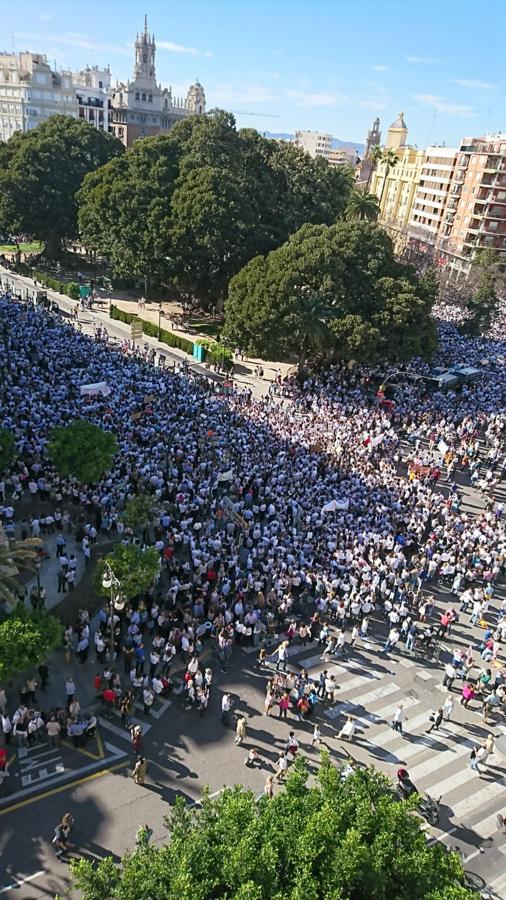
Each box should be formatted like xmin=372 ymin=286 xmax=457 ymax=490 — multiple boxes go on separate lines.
xmin=378 ymin=165 xmax=390 ymax=213
xmin=144 ymin=275 xmax=150 ymax=299
xmin=297 ymin=334 xmax=309 ymax=380
xmin=44 ymin=235 xmax=61 ymax=260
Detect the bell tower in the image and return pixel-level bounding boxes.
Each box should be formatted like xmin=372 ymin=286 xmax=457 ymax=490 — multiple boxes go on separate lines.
xmin=134 ymin=15 xmax=156 ymax=81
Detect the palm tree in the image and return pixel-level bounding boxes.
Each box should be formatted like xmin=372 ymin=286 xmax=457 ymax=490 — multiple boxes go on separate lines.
xmin=345 ymin=189 xmax=380 ymax=222
xmin=0 ymin=527 xmax=41 ymax=607
xmin=365 ymin=144 xmax=384 ymax=191
xmin=378 ymin=148 xmax=399 ymax=212
xmin=291 ymin=292 xmax=334 ymax=378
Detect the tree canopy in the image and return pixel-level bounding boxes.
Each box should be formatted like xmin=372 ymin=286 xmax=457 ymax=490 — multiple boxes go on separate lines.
xmin=77 ymin=110 xmax=353 ymax=306
xmin=48 ymin=420 xmax=117 ymax=484
xmin=94 ymin=544 xmax=160 ymax=602
xmin=71 ymin=756 xmax=474 ymax=900
xmin=345 ymin=189 xmax=380 ymax=222
xmin=223 ymin=220 xmax=438 ymax=364
xmin=464 ymin=248 xmax=502 ymax=335
xmin=0 ymin=427 xmax=16 ymax=475
xmin=0 ymin=533 xmax=41 ymax=608
xmin=0 ymin=115 xmax=123 ymax=256
xmin=121 ymin=495 xmax=160 ymax=531
xmin=0 ymin=603 xmax=62 ymax=682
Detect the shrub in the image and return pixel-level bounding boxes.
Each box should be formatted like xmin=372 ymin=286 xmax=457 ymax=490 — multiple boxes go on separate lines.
xmin=30 ymin=269 xmax=81 ymax=302
xmin=109 ymin=306 xmax=194 ymax=354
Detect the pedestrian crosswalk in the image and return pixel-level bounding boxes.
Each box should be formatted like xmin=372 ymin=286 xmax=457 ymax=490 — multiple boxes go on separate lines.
xmin=259 ymin=638 xmax=506 ymax=876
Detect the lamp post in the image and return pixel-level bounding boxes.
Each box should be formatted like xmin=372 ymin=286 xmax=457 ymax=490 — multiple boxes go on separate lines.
xmin=35 ymin=559 xmax=42 ymax=608
xmin=101 ymin=562 xmax=125 ymax=663
xmin=157 ymin=303 xmax=162 ymax=342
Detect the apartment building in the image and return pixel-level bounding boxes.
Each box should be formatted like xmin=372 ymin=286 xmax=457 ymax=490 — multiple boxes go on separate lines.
xmin=0 ymin=51 xmax=77 ymax=141
xmin=437 ymin=134 xmax=506 ymax=277
xmin=293 ymin=130 xmax=332 ymax=158
xmin=408 ymin=146 xmax=458 ymax=248
xmin=74 ymin=66 xmax=111 ymax=132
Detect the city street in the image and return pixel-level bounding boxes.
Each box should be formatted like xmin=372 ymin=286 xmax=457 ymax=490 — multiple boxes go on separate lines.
xmin=2 ymin=593 xmax=506 ymax=899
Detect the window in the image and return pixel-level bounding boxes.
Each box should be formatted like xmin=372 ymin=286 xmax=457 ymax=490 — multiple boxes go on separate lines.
xmin=99 ymin=81 xmax=103 ymax=89
xmin=135 ymin=92 xmax=139 ymax=101
xmin=142 ymin=93 xmax=146 ymax=101
xmin=148 ymin=93 xmax=152 ymax=102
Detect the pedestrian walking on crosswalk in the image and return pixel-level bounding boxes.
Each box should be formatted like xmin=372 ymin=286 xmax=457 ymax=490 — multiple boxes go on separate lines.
xmin=426 ymin=707 xmax=443 ymax=734
xmin=442 ymin=694 xmax=454 ymax=722
xmin=391 ymin=703 xmax=405 ymax=735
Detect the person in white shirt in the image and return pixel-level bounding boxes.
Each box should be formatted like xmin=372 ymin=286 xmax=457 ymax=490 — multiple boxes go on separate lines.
xmin=391 ymin=703 xmax=405 ymax=735
xmin=338 ymin=716 xmax=356 ymax=741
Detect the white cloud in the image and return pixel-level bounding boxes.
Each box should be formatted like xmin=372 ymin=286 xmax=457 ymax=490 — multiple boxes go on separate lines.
xmin=204 ymin=51 xmax=214 ymax=58
xmin=414 ymin=93 xmax=475 ymax=118
xmin=452 ymin=78 xmax=496 ymax=90
xmin=406 ymin=55 xmax=444 ymax=65
xmin=284 ymin=89 xmax=348 ymax=107
xmin=157 ymin=40 xmax=198 ymax=55
xmin=360 ymin=99 xmax=387 ymax=110
xmin=209 ymin=83 xmax=278 ymax=105
xmin=15 ymin=31 xmax=131 ymax=56
xmin=372 ymin=65 xmax=389 ymax=72
xmin=38 ymin=13 xmax=51 ymax=21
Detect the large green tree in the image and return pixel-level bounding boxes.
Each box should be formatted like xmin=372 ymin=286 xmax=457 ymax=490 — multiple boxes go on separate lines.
xmin=0 ymin=115 xmax=123 ymax=256
xmin=48 ymin=420 xmax=117 ymax=484
xmin=223 ymin=221 xmax=437 ymax=364
xmin=77 ymin=110 xmax=352 ymax=308
xmin=94 ymin=544 xmax=160 ymax=602
xmin=77 ymin=135 xmax=179 ymax=292
xmin=71 ymin=756 xmax=474 ymax=900
xmin=464 ymin=248 xmax=502 ymax=335
xmin=0 ymin=603 xmax=62 ymax=682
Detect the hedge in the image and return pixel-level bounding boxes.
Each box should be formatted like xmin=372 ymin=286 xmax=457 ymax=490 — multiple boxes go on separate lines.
xmin=31 ymin=269 xmax=80 ymax=301
xmin=109 ymin=305 xmax=232 ymax=370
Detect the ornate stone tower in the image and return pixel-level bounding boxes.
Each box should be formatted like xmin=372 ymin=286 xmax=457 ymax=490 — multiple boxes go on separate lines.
xmin=134 ymin=15 xmax=156 ymax=81
xmin=386 ymin=112 xmax=408 ymax=150
xmin=365 ymin=117 xmax=382 ymax=158
xmin=186 ymin=80 xmax=206 ymax=115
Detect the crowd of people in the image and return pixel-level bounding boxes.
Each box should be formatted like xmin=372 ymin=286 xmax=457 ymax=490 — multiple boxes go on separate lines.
xmin=0 ymin=287 xmax=506 ymax=795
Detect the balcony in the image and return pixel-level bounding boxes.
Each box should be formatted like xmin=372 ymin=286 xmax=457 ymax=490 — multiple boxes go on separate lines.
xmin=445 ymin=210 xmax=456 ymax=223
xmin=454 ymin=170 xmax=466 ymax=182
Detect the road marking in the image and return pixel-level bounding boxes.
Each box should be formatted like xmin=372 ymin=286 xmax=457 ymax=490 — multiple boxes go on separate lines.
xmin=0 ymin=870 xmax=45 ymax=894
xmin=0 ymin=762 xmax=125 ymax=815
xmin=61 ymin=739 xmax=103 ymax=761
xmin=409 ymin=735 xmax=475 ymax=781
xmin=98 ymin=716 xmax=151 ymax=741
xmin=451 ymin=775 xmax=506 ymax=819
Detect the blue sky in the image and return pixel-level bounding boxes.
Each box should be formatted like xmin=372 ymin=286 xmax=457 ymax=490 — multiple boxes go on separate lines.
xmin=4 ymin=0 xmax=505 ymax=147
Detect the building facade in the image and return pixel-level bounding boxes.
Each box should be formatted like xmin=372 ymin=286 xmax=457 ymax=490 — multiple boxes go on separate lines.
xmin=370 ymin=115 xmax=425 ymax=251
xmin=293 ymin=130 xmax=332 ymax=158
xmin=74 ymin=66 xmax=111 ymax=132
xmin=407 ymin=147 xmax=458 ymax=252
xmin=0 ymin=51 xmax=77 ymax=142
xmin=110 ymin=17 xmax=205 ymax=148
xmin=436 ymin=134 xmax=506 ymax=277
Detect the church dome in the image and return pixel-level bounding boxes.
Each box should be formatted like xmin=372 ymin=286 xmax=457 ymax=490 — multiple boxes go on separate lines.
xmin=389 ymin=112 xmax=407 ymax=130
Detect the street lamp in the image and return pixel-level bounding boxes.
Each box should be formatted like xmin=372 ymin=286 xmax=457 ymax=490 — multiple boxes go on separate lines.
xmin=101 ymin=562 xmax=125 ymax=662
xmin=35 ymin=559 xmax=42 ymax=608
xmin=157 ymin=303 xmax=162 ymax=342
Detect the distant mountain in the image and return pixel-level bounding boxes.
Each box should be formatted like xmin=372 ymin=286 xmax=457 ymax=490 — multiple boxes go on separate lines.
xmin=262 ymin=131 xmax=364 ymax=155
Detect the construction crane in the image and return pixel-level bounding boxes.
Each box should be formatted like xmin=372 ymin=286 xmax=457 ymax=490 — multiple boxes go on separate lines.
xmin=232 ymin=110 xmax=281 ymax=119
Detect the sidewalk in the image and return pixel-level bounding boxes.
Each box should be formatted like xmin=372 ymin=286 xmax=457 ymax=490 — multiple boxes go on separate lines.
xmin=0 ymin=266 xmax=289 ymax=400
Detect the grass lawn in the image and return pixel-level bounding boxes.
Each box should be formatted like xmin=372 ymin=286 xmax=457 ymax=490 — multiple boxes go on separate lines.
xmin=191 ymin=321 xmax=221 ymax=338
xmin=0 ymin=241 xmax=43 ymax=254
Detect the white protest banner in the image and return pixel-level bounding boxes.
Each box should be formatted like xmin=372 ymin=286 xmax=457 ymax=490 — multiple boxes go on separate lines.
xmin=80 ymin=381 xmax=111 ymax=397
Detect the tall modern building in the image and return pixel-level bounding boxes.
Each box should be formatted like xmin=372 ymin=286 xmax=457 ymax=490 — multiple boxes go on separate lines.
xmin=0 ymin=52 xmax=77 ymax=141
xmin=109 ymin=17 xmax=205 ymax=148
xmin=407 ymin=147 xmax=458 ymax=255
xmin=436 ymin=134 xmax=506 ymax=277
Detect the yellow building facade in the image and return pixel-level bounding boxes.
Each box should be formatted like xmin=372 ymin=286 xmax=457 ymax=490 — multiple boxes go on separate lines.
xmin=369 ymin=114 xmax=424 ymax=252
